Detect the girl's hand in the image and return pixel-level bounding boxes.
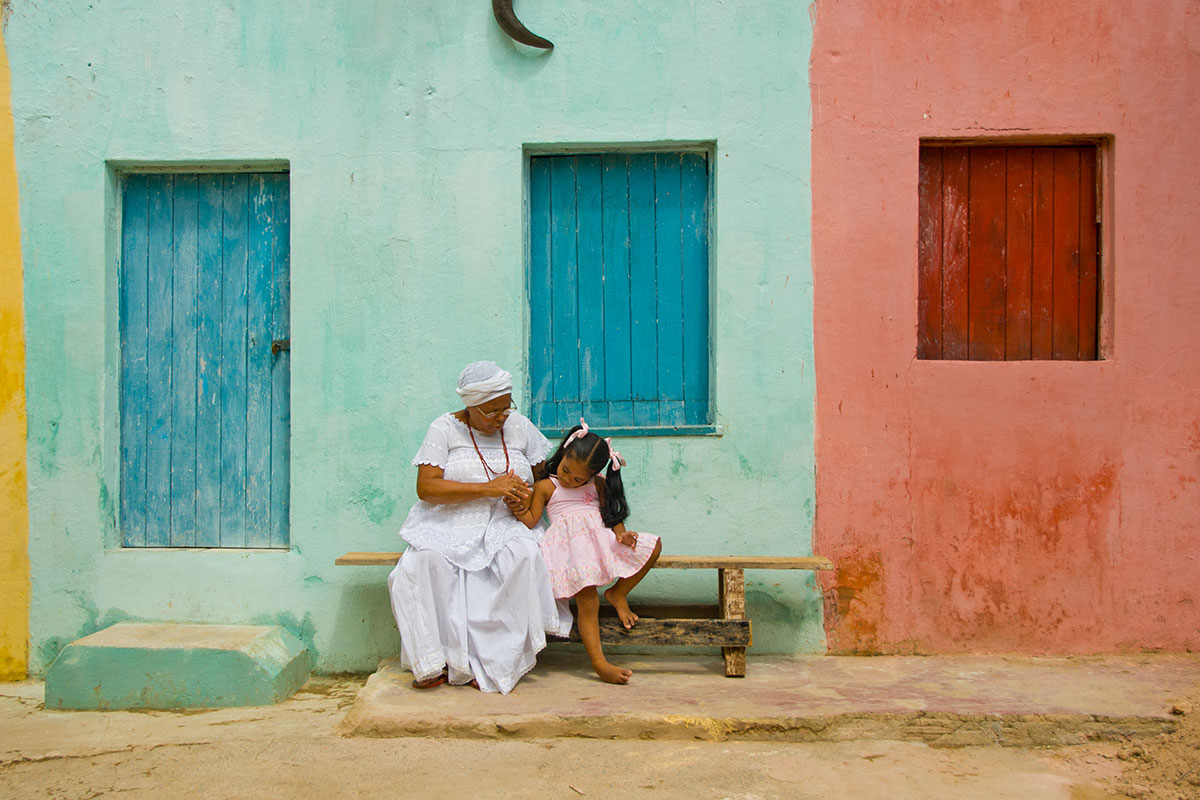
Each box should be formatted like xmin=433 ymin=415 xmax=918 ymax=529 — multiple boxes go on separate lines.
xmin=487 ymin=471 xmax=530 ymax=503
xmin=615 ymin=529 xmax=639 ymax=549
xmin=503 ymin=491 xmax=531 ymax=515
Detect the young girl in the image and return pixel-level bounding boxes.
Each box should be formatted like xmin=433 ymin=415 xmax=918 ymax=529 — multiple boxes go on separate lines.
xmin=512 ymin=420 xmax=662 ymax=684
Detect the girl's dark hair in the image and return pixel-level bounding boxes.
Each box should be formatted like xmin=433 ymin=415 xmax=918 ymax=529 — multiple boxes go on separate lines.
xmin=544 ymin=425 xmax=629 ymax=528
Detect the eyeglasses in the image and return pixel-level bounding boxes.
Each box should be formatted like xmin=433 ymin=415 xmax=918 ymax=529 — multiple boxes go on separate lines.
xmin=473 ymin=403 xmax=517 ymax=421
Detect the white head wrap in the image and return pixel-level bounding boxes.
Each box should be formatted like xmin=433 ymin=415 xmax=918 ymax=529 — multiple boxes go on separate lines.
xmin=456 ymin=361 xmax=514 ymax=407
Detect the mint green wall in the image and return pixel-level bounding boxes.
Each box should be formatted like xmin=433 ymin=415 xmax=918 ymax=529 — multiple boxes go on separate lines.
xmin=7 ymin=0 xmax=818 ymax=673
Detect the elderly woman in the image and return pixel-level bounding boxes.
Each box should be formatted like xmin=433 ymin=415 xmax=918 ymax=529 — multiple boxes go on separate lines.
xmin=387 ymin=361 xmax=571 ymax=693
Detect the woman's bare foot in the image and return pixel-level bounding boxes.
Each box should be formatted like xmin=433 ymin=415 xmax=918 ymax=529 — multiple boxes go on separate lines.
xmin=604 ymin=587 xmax=639 ymax=629
xmin=594 ymin=661 xmax=633 ymax=684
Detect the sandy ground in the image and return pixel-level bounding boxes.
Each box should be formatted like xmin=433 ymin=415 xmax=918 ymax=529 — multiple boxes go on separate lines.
xmin=1110 ymin=690 xmax=1200 ymax=800
xmin=1 ymin=676 xmax=1196 ymax=800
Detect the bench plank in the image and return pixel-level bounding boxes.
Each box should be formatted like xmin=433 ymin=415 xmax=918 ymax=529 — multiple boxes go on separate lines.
xmin=657 ymin=555 xmax=833 ymax=570
xmin=598 ymin=604 xmax=720 ymax=620
xmin=336 ymin=552 xmax=402 ymax=566
xmin=563 ymin=618 xmax=752 ymax=647
xmin=335 ymin=551 xmax=833 ymax=570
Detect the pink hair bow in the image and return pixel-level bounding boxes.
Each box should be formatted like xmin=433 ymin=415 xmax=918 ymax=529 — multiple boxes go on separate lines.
xmin=606 ymin=438 xmax=625 ymax=471
xmin=564 ymin=418 xmax=589 ymax=447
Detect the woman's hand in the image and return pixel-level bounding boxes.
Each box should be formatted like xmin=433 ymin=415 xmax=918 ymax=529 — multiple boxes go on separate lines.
xmin=488 ymin=471 xmax=531 ymax=503
xmin=615 ymin=529 xmax=639 ymax=549
xmin=417 ymin=464 xmax=531 ymax=505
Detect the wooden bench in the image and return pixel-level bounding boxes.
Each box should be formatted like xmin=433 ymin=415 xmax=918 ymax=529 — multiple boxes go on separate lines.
xmin=336 ymin=552 xmax=834 ymax=677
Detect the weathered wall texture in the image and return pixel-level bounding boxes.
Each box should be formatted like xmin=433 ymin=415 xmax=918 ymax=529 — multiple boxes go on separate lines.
xmin=7 ymin=1 xmax=819 ymax=673
xmin=812 ymin=1 xmax=1200 ymax=652
xmin=0 ymin=25 xmax=30 ymax=680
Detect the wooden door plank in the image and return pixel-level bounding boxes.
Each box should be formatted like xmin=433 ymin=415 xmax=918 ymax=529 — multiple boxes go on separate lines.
xmin=169 ymin=175 xmax=199 ymax=547
xmin=1078 ymin=147 xmax=1099 ymax=360
xmin=120 ymin=174 xmax=150 ymax=547
xmin=967 ymin=148 xmax=1007 ymax=360
xmin=529 ymin=158 xmax=555 ymax=428
xmin=940 ymin=148 xmax=970 ymax=359
xmin=601 ymin=154 xmax=634 ymax=427
xmin=917 ymin=148 xmax=944 ymax=359
xmin=654 ymin=154 xmax=685 ymax=424
xmin=195 ymin=175 xmax=224 ymax=547
xmin=549 ymin=157 xmax=580 ymax=429
xmin=680 ymin=152 xmax=709 ymax=425
xmin=245 ymin=174 xmax=276 ymax=547
xmin=145 ymin=175 xmax=175 ymax=547
xmin=268 ymin=173 xmax=291 ymax=549
xmin=628 ymin=154 xmax=659 ymax=426
xmin=220 ymin=174 xmax=250 ymax=547
xmin=576 ymin=156 xmax=607 ymax=426
xmin=1031 ymin=149 xmax=1055 ymax=359
xmin=1052 ymin=148 xmax=1081 ymax=360
xmin=1005 ymin=148 xmax=1034 ymax=360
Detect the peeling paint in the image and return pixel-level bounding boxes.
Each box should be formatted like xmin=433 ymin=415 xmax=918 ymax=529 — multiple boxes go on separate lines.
xmin=354 ymin=485 xmax=398 ymax=525
xmin=823 ymin=551 xmax=883 ymax=655
xmin=669 ymin=444 xmax=685 ymax=476
xmin=254 ymin=611 xmax=318 ymax=664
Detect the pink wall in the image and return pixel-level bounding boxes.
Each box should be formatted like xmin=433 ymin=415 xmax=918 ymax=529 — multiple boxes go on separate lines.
xmin=812 ymin=1 xmax=1200 ymax=653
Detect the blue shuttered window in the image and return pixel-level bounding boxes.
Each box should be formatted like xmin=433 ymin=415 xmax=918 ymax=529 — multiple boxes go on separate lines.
xmin=529 ymin=152 xmax=711 ymax=433
xmin=120 ymin=172 xmax=290 ymax=548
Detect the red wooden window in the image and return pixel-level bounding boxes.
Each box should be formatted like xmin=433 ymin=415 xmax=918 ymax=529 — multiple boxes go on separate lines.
xmin=918 ymin=145 xmax=1099 ymax=360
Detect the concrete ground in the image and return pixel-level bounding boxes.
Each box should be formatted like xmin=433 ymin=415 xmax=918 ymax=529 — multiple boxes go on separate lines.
xmin=344 ymin=651 xmax=1196 ymax=745
xmin=3 ymin=650 xmax=1199 ymax=800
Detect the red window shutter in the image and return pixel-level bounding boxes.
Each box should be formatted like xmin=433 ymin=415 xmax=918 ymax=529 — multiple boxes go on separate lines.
xmin=918 ymin=144 xmax=1100 ymax=360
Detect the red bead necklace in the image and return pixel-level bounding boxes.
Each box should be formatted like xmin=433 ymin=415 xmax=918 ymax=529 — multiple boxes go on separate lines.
xmin=466 ymin=416 xmax=510 ymax=478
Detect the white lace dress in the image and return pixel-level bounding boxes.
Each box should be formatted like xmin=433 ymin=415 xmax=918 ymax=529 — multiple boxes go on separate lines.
xmin=387 ymin=412 xmax=572 ymax=693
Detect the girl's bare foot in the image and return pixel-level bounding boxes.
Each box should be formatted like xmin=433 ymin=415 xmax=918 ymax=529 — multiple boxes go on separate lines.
xmin=594 ymin=661 xmax=633 ymax=684
xmin=604 ymin=587 xmax=639 ymax=629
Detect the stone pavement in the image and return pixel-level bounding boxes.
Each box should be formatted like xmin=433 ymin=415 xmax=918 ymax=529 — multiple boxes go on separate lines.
xmin=341 ymin=650 xmax=1200 ymax=746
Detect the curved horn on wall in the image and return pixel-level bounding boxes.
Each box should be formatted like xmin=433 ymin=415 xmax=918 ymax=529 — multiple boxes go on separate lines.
xmin=492 ymin=0 xmax=554 ymax=49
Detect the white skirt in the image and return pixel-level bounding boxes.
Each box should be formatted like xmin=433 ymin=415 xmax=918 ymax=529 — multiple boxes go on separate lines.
xmin=387 ymin=538 xmax=573 ymax=694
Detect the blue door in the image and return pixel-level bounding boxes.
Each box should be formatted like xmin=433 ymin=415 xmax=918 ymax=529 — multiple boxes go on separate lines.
xmin=529 ymin=152 xmax=711 ymax=433
xmin=120 ymin=172 xmax=290 ymax=548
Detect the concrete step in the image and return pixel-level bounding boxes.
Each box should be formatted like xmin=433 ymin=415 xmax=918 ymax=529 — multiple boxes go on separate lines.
xmin=339 ymin=651 xmax=1200 ymax=745
xmin=45 ymin=623 xmax=311 ymax=710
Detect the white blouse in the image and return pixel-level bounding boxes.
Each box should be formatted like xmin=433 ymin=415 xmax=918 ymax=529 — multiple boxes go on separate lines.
xmin=399 ymin=412 xmax=554 ymax=570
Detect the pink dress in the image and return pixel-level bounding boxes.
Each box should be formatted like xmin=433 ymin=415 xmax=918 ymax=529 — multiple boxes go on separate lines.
xmin=539 ymin=476 xmax=660 ymax=599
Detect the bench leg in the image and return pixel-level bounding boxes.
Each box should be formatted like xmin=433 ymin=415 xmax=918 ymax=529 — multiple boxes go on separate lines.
xmin=718 ymin=567 xmax=746 ymax=677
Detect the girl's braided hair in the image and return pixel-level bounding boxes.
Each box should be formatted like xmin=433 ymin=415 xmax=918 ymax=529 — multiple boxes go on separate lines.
xmin=543 ymin=425 xmax=629 ymax=528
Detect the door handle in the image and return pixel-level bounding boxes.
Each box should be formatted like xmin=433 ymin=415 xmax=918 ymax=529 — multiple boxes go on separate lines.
xmin=271 ymin=339 xmax=290 ymax=355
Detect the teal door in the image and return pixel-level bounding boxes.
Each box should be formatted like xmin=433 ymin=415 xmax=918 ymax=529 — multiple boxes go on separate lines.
xmin=120 ymin=172 xmax=290 ymax=548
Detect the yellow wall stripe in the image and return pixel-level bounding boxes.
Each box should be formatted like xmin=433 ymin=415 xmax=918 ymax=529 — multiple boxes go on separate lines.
xmin=0 ymin=30 xmax=30 ymax=681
